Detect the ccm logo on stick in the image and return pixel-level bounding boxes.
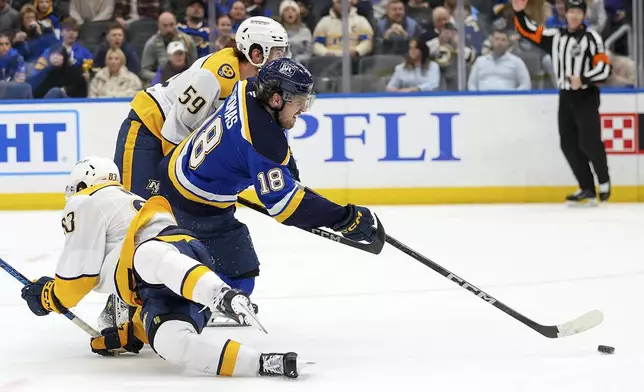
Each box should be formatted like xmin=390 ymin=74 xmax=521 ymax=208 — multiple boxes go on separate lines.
xmin=447 ymin=273 xmax=497 ymax=304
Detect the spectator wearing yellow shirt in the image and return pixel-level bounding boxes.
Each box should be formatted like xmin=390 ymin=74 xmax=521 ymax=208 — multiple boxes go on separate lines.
xmin=312 ymin=0 xmax=373 ymax=60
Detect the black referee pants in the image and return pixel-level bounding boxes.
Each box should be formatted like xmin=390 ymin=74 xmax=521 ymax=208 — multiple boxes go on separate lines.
xmin=558 ymin=88 xmax=610 ymax=191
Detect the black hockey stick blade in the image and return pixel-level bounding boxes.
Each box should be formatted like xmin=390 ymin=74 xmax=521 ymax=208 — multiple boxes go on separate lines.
xmin=384 ymin=235 xmax=603 ymax=339
xmin=237 ymin=197 xmax=385 ymax=255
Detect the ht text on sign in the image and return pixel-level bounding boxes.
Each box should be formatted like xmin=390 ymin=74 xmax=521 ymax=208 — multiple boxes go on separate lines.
xmin=0 ymin=110 xmax=79 ymax=175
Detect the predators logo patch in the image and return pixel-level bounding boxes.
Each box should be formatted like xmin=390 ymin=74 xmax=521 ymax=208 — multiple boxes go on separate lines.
xmin=218 ymin=64 xmax=236 ymax=79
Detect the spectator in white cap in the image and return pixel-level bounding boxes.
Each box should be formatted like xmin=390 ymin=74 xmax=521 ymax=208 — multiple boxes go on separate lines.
xmin=150 ymin=40 xmax=189 ymax=85
xmin=279 ymin=0 xmax=311 ymax=64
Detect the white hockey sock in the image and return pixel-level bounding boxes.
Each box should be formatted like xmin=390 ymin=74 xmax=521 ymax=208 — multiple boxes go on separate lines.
xmin=153 ymin=320 xmax=261 ymax=376
xmin=134 ymin=241 xmax=227 ymax=304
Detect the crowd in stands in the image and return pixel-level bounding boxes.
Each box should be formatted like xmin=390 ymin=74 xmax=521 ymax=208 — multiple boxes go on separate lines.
xmin=0 ymin=0 xmax=637 ymax=99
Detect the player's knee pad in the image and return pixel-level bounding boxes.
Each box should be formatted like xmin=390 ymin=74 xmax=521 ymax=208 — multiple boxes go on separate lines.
xmin=135 ymin=240 xmax=199 ymax=287
xmin=153 ymin=317 xmax=258 ymax=376
xmin=134 ymin=240 xmax=174 ymax=283
xmin=147 ymin=313 xmax=200 ymax=355
xmin=152 ymin=319 xmax=196 ymax=365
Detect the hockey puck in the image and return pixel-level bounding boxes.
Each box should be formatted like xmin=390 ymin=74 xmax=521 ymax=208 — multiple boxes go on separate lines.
xmin=597 ymin=345 xmax=615 ymax=354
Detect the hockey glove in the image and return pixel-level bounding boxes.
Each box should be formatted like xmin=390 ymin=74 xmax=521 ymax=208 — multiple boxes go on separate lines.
xmin=21 ymin=276 xmax=66 ymax=316
xmin=90 ymin=321 xmax=144 ymax=356
xmin=215 ymin=288 xmax=256 ymax=326
xmin=331 ymin=204 xmax=377 ymax=243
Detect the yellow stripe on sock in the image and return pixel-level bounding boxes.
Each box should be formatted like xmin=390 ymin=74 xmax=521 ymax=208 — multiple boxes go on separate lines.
xmin=219 ymin=340 xmax=241 ymax=377
xmin=180 ymin=265 xmax=211 ymax=301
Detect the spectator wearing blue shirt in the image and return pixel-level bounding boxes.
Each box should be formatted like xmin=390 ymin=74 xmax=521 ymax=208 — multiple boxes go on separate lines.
xmin=28 ymin=44 xmax=87 ymax=98
xmin=229 ymin=0 xmax=247 ymax=33
xmin=34 ymin=0 xmax=59 ymax=38
xmin=93 ymin=23 xmax=141 ymax=75
xmin=379 ymin=0 xmax=418 ymax=55
xmin=12 ymin=4 xmax=57 ymax=62
xmin=29 ymin=18 xmax=92 ymax=93
xmin=546 ymin=0 xmax=568 ymax=27
xmin=178 ymin=0 xmax=210 ymax=57
xmin=55 ymin=18 xmax=93 ymax=73
xmin=0 ymin=33 xmax=26 ymax=81
xmin=0 ymin=31 xmax=31 ymax=99
xmin=213 ymin=0 xmax=234 ymax=15
xmin=387 ymin=38 xmax=440 ymax=92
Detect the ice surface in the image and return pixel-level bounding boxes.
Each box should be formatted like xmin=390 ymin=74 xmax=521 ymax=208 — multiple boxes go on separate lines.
xmin=1 ymin=204 xmax=643 ymax=391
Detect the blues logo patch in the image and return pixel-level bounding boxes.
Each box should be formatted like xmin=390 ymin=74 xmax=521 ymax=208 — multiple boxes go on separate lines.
xmin=218 ymin=64 xmax=236 ymax=79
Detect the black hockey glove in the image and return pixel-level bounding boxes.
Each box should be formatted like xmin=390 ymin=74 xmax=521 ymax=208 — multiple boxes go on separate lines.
xmin=90 ymin=321 xmax=144 ymax=356
xmin=331 ymin=204 xmax=377 ymax=243
xmin=21 ymin=276 xmax=66 ymax=316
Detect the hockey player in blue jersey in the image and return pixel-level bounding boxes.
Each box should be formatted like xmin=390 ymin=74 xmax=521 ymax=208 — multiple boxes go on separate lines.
xmin=159 ymin=58 xmax=377 ymax=300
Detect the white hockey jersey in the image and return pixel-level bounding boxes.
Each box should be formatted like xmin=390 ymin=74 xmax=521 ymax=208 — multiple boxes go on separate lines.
xmin=53 ymin=182 xmax=176 ymax=309
xmin=130 ymin=48 xmax=241 ymax=155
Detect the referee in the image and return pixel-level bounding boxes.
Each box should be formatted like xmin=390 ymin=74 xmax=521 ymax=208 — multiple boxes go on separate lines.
xmin=512 ymin=0 xmax=612 ymax=205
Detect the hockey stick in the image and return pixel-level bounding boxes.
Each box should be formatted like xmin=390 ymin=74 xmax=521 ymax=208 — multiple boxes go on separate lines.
xmin=237 ymin=197 xmax=386 ymax=255
xmin=384 ymin=235 xmax=603 ymax=338
xmin=0 ymin=258 xmax=101 ymax=338
xmin=279 ymin=186 xmax=603 ymax=339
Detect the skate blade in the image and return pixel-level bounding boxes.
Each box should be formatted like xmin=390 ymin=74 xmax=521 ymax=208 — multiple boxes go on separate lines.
xmin=207 ymin=313 xmax=246 ymax=328
xmin=297 ymin=359 xmax=316 ymax=375
xmin=238 ymin=301 xmax=268 ymax=334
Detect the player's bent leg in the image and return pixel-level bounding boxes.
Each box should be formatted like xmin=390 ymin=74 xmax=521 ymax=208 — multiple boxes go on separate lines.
xmin=152 ymin=318 xmax=263 ymax=376
xmin=133 ymin=239 xmax=226 ymax=305
xmin=150 ymin=316 xmax=300 ymax=378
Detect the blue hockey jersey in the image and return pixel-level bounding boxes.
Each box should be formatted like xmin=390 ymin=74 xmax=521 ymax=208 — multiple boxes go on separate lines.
xmin=178 ymin=22 xmax=210 ymax=57
xmin=164 ymin=79 xmax=347 ymax=229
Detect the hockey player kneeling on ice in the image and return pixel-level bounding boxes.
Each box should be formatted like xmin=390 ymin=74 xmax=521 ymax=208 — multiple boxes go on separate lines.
xmin=19 ymin=157 xmax=299 ymax=378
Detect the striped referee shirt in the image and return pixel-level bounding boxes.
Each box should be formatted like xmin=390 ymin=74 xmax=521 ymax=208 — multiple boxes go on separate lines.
xmin=514 ymin=11 xmax=612 ymax=90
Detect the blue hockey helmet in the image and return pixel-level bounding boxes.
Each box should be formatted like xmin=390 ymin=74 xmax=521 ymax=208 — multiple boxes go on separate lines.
xmin=256 ymin=58 xmax=315 ymax=112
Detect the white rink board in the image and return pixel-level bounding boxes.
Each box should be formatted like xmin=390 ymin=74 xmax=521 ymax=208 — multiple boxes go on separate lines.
xmin=0 ymin=91 xmax=642 ymax=204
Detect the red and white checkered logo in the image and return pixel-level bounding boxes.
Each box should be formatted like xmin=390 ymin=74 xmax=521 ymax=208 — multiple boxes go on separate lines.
xmin=601 ymin=113 xmax=638 ymax=154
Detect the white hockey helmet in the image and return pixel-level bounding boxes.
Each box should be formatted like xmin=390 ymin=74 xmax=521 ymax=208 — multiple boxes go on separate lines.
xmin=235 ymin=16 xmax=289 ymax=68
xmin=65 ymin=156 xmax=120 ymax=199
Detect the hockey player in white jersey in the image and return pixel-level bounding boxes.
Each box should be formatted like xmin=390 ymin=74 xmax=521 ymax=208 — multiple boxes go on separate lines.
xmin=113 ymin=16 xmax=289 ymax=200
xmin=20 ymin=157 xmax=300 ymax=378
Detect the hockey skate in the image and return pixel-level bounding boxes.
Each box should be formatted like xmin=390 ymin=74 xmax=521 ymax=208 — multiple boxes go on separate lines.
xmin=207 ymin=302 xmax=259 ymax=328
xmin=97 ymin=294 xmax=132 ymax=330
xmin=259 ymin=352 xmax=300 ymax=379
xmin=566 ymin=189 xmax=597 ymax=206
